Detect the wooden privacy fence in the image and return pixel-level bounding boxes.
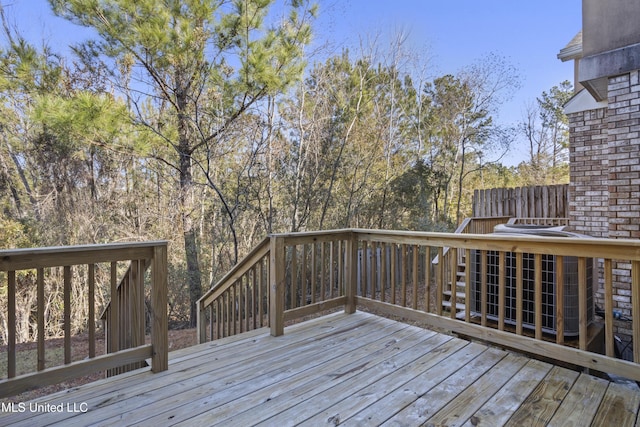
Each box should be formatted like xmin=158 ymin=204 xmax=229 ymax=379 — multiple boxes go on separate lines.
xmin=472 ymin=184 xmax=569 ymax=218
xmin=198 ymin=228 xmax=640 ymax=382
xmin=0 ymin=241 xmax=168 ymax=398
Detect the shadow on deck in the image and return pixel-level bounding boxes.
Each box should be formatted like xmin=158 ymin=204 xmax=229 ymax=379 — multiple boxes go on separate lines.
xmin=2 ymin=311 xmax=639 ymax=426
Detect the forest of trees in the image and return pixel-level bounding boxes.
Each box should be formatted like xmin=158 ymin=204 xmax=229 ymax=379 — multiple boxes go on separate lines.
xmin=0 ymin=1 xmax=572 ymax=332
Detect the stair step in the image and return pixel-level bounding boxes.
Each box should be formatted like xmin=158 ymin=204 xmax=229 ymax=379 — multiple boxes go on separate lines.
xmin=442 ymin=300 xmax=466 ymax=311
xmin=443 ymin=290 xmax=466 ymax=299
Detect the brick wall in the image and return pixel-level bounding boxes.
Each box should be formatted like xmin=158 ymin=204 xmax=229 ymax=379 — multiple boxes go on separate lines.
xmin=607 ymin=71 xmax=640 ymax=240
xmin=568 ymin=71 xmax=640 ymax=326
xmin=568 ymin=107 xmax=609 ymax=238
xmin=607 ymin=71 xmax=640 ymax=323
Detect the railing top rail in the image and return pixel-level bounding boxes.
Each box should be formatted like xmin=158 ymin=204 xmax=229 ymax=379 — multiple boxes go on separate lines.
xmin=272 ymin=229 xmax=354 ymax=245
xmin=0 ymin=241 xmax=168 ymax=271
xmin=197 ymin=237 xmax=270 ymax=308
xmin=198 ymin=226 xmax=640 ymax=311
xmin=352 ymin=228 xmax=640 ymax=259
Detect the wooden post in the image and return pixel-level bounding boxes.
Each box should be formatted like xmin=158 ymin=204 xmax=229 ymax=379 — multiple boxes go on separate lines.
xmin=151 ymin=244 xmax=168 ymax=372
xmin=270 ymin=236 xmax=285 ymax=336
xmin=197 ymin=298 xmax=206 ymax=344
xmin=344 ymin=232 xmax=358 ymax=314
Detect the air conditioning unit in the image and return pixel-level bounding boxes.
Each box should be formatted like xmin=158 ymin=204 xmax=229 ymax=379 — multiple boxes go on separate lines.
xmin=470 ymin=224 xmax=594 ymax=337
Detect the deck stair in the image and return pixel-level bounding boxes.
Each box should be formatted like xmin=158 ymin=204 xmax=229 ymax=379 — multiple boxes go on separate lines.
xmin=442 ymin=257 xmax=467 ymax=316
xmin=438 ymin=216 xmax=572 ymax=317
xmin=442 ymin=261 xmax=466 ymax=313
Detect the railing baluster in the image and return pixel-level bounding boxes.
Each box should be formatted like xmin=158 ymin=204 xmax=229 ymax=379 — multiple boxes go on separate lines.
xmin=320 ymin=242 xmax=326 ymax=301
xmin=480 ymin=250 xmax=487 ymax=327
xmin=344 ymin=233 xmax=357 ymax=314
xmin=450 ymin=247 xmax=457 ymax=319
xmin=369 ymin=241 xmax=376 ymax=300
xmin=37 ymin=268 xmax=45 ymax=370
xmin=110 ymin=261 xmax=119 ymax=354
xmin=252 ymin=265 xmax=258 ymax=329
xmin=413 ymin=245 xmax=419 ymax=310
xmin=258 ymin=260 xmax=264 ymax=327
xmin=234 ymin=282 xmax=239 ymax=335
xmin=360 ymin=240 xmax=366 ymax=299
xmin=311 ymin=243 xmax=317 ymax=304
xmin=244 ymin=275 xmax=250 ymax=332
xmin=266 ymin=252 xmax=271 ymax=327
xmin=380 ymin=243 xmax=387 ymax=303
xmin=436 ymin=247 xmax=443 ymax=316
xmin=401 ymin=244 xmax=407 ymax=307
xmin=578 ymin=257 xmax=587 ymax=351
xmin=534 ymin=254 xmax=542 ymax=341
xmin=633 ymin=260 xmax=640 ymax=363
xmin=88 ymin=264 xmax=95 ymax=359
xmin=8 ymin=270 xmax=16 ymax=378
xmin=131 ymin=261 xmax=141 ymax=350
xmin=425 ymin=247 xmax=432 ymax=313
xmin=498 ymin=251 xmax=505 ymax=330
xmin=516 ymin=252 xmax=523 ymax=335
xmin=338 ymin=240 xmax=344 ymax=297
xmin=301 ymin=244 xmax=307 ymax=306
xmin=556 ymin=255 xmax=565 ymax=345
xmin=391 ymin=244 xmax=397 ymax=305
xmin=210 ymin=303 xmax=217 ymax=343
xmin=226 ymin=289 xmax=231 ymax=337
xmin=604 ymin=258 xmax=616 ymax=357
xmin=464 ymin=249 xmax=471 ymax=322
xmin=290 ymin=245 xmax=297 ymax=310
xmin=216 ymin=299 xmax=221 ymax=339
xmin=330 ymin=241 xmax=336 ymax=299
xmin=244 ymin=278 xmax=249 ymax=332
xmin=64 ymin=265 xmax=72 ymax=364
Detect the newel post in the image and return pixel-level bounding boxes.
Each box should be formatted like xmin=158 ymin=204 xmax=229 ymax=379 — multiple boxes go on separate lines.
xmin=151 ymin=243 xmax=168 ymax=372
xmin=197 ymin=299 xmax=206 ymax=344
xmin=344 ymin=231 xmax=358 ymax=314
xmin=270 ymin=235 xmax=285 ymax=336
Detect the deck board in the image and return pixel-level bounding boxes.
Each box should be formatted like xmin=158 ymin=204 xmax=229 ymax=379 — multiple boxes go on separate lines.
xmin=1 ymin=311 xmax=639 ymax=426
xmin=461 ymin=359 xmax=553 ymax=427
xmin=593 ymin=382 xmax=640 ymax=427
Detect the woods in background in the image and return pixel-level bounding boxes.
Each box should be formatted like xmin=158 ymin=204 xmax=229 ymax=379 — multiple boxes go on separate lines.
xmin=0 ymin=1 xmax=570 ymax=333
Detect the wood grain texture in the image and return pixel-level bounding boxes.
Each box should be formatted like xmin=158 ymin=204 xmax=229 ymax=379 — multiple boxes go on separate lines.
xmin=2 ymin=312 xmax=637 ymax=427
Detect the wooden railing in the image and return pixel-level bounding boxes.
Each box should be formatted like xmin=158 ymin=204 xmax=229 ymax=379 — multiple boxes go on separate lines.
xmin=435 ymin=217 xmax=511 ymax=299
xmin=197 ymin=238 xmax=270 ymax=343
xmin=199 ymin=229 xmax=640 ymax=382
xmin=0 ymin=241 xmax=168 ymax=398
xmin=100 ymin=259 xmax=151 ymax=376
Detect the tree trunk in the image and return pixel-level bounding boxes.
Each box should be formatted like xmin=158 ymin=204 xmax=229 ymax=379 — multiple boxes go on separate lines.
xmin=179 ymin=148 xmax=202 ymax=327
xmin=176 ymin=68 xmax=202 ymax=327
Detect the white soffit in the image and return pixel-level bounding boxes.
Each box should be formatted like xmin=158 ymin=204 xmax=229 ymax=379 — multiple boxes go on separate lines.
xmin=564 ymin=88 xmax=608 ymax=114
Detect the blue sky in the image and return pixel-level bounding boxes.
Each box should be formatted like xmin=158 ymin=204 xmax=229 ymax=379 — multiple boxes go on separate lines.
xmin=6 ymin=0 xmax=582 ymax=165
xmin=315 ymin=1 xmax=582 ymax=164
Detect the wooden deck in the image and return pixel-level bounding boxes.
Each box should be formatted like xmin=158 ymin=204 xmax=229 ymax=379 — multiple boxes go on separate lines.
xmin=2 ymin=311 xmax=639 ymax=426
